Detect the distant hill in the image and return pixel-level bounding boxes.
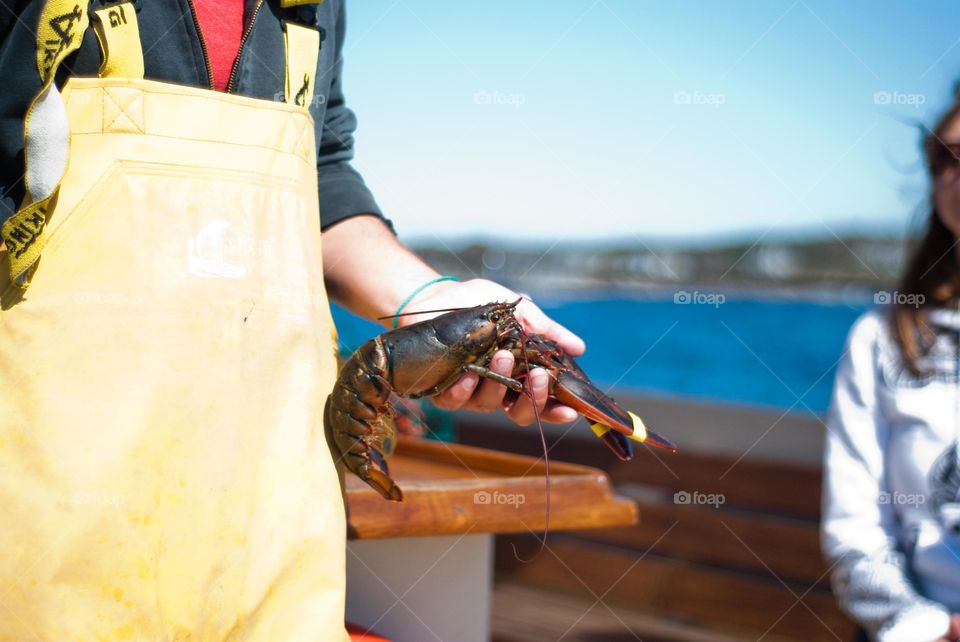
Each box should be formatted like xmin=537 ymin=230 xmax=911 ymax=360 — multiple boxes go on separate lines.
xmin=409 ymin=235 xmax=915 ymax=294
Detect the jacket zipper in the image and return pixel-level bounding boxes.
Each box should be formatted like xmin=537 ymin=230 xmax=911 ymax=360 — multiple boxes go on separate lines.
xmin=185 ymin=0 xmax=215 ymax=89
xmin=226 ymin=0 xmax=266 ymax=94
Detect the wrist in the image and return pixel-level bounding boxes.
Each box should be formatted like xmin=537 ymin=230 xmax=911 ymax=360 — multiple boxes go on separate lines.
xmin=391 ymin=276 xmax=460 ymax=328
xmin=321 ymin=215 xmax=446 ymax=322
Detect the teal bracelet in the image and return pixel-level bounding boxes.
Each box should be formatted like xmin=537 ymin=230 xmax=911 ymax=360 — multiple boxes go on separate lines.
xmin=392 ymin=276 xmax=459 ymax=328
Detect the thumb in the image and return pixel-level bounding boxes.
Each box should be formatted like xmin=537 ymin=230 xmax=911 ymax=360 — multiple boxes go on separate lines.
xmin=516 ymin=301 xmax=586 ymax=356
xmin=543 ymin=319 xmax=586 ymax=357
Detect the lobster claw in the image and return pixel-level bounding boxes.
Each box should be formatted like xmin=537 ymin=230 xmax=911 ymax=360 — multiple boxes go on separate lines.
xmin=590 ymin=423 xmax=633 ymax=461
xmin=590 ymin=412 xmax=678 ymax=459
xmin=552 ymin=370 xmax=677 ymax=458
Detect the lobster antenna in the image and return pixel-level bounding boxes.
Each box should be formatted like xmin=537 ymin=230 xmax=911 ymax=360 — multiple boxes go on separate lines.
xmin=377 ymin=298 xmax=526 ymax=322
xmin=510 ymin=327 xmax=550 ymax=564
xmin=376 ymin=306 xmax=468 ymax=321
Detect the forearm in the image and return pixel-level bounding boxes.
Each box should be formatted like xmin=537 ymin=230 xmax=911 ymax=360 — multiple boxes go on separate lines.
xmin=321 ymin=214 xmax=442 ymax=324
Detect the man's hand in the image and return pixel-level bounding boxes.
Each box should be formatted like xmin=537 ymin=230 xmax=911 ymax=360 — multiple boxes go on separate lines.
xmin=396 ymin=278 xmax=585 ymax=426
xmin=321 ymin=216 xmax=586 ymax=428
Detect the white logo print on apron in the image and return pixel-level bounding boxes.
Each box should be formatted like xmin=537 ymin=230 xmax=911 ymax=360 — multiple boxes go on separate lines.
xmin=187 ymin=219 xmax=248 ymax=279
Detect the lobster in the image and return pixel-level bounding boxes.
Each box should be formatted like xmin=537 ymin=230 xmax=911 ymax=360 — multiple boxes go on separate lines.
xmin=324 ymin=300 xmax=676 ymax=501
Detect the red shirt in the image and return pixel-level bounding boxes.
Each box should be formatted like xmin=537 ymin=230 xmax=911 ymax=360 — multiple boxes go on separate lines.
xmin=192 ymin=0 xmax=245 ymax=91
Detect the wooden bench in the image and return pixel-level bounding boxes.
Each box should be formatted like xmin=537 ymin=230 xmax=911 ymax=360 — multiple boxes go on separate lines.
xmin=458 ymin=415 xmax=858 ymax=642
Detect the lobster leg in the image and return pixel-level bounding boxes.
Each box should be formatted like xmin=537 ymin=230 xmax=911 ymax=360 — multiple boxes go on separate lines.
xmin=463 ymin=363 xmax=525 ymax=392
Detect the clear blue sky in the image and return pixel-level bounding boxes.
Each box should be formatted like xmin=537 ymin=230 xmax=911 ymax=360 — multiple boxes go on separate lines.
xmin=341 ymin=1 xmax=960 ymax=244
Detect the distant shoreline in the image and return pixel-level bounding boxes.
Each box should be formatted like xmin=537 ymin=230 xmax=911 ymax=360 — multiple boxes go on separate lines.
xmin=514 ymin=280 xmax=878 ymax=306
xmin=411 ymin=234 xmax=910 ymax=297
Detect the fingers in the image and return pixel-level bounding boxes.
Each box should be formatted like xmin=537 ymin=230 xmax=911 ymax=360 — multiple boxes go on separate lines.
xmin=430 ymin=372 xmax=479 ymax=410
xmin=546 ymin=322 xmax=586 ymax=356
xmin=467 ymin=350 xmax=515 ymax=412
xmin=504 ymin=368 xmax=551 ymax=426
xmin=432 ymin=362 xmax=581 ymax=425
xmin=539 ymin=402 xmax=579 ymax=424
xmin=432 ymin=351 xmax=520 ymax=414
xmin=394 ymin=415 xmax=427 ymax=437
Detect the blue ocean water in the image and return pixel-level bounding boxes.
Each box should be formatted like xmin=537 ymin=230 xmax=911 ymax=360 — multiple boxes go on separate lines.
xmin=330 ymin=294 xmax=871 ymax=414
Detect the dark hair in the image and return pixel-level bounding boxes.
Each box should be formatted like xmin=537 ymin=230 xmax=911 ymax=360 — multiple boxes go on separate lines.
xmin=892 ymin=97 xmax=960 ymax=374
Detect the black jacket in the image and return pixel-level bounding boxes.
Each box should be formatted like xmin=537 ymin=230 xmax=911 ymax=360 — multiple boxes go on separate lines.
xmin=0 ymin=0 xmax=386 ymax=230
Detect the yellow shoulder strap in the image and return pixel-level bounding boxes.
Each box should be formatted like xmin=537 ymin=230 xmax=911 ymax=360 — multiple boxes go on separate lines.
xmin=2 ymin=0 xmax=89 ymax=288
xmin=2 ymin=0 xmax=144 ymax=289
xmin=92 ymin=1 xmax=144 ymax=79
xmin=283 ymin=22 xmax=320 ymax=108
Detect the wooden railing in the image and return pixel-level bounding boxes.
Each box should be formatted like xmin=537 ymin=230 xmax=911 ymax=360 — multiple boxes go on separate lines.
xmin=458 ymin=411 xmax=858 ymax=642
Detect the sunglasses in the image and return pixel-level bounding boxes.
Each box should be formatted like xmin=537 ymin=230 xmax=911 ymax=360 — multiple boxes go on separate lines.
xmin=926 ymin=138 xmax=960 ymax=175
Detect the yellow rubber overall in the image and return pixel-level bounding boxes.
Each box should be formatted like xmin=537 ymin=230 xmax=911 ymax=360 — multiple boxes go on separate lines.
xmin=0 ymin=3 xmax=348 ymax=640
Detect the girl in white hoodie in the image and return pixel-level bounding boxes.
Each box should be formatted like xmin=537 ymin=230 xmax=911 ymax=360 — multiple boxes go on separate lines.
xmin=823 ymin=94 xmax=960 ymax=642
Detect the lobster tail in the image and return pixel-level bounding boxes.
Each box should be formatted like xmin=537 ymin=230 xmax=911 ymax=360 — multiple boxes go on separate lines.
xmin=367 ymin=449 xmax=404 ymax=501
xmin=326 ymin=338 xmax=406 ymax=502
